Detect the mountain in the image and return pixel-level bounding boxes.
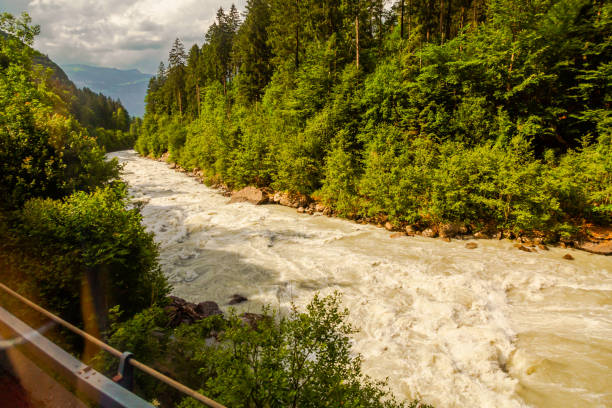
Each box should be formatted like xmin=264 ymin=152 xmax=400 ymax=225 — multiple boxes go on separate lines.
xmin=62 ymin=64 xmax=152 ymax=117
xmin=1 ymin=30 xmax=129 ymax=131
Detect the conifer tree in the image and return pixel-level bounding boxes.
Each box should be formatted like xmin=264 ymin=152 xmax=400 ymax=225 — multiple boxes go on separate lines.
xmin=234 ymin=0 xmax=272 ymax=101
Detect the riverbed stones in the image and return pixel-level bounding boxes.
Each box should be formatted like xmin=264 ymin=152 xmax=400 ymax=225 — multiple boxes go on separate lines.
xmin=577 ymin=241 xmax=612 ymax=255
xmin=422 ymin=228 xmax=438 ymax=238
xmin=384 ymin=222 xmax=394 ymax=231
xmin=563 ymin=253 xmax=574 ymax=260
xmin=196 ymin=301 xmax=223 ymax=317
xmin=465 ymin=242 xmax=478 ymax=249
xmin=229 ymin=186 xmax=269 ymax=205
xmin=474 ymin=231 xmax=492 ymax=239
xmin=439 ymin=223 xmax=462 ymax=238
xmin=228 ymin=294 xmax=248 ymax=305
xmin=390 ymin=232 xmax=405 ymax=239
xmin=166 ymin=296 xmax=221 ymax=327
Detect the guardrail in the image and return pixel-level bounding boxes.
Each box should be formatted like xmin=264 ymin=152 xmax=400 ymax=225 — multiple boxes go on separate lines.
xmin=0 ymin=282 xmax=226 ymax=408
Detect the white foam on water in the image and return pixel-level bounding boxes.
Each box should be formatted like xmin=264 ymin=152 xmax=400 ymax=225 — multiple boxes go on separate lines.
xmin=109 ymin=150 xmax=612 ymax=408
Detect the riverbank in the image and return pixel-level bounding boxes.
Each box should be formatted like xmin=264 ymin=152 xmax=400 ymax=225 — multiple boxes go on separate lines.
xmin=144 ymin=152 xmax=612 ymax=256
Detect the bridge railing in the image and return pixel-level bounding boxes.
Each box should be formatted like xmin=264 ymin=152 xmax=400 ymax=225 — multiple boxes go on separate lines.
xmin=0 ymin=282 xmax=226 ymax=408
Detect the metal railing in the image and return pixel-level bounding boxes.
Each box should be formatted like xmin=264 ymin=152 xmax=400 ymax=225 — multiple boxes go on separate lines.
xmin=0 ymin=282 xmax=226 ymax=408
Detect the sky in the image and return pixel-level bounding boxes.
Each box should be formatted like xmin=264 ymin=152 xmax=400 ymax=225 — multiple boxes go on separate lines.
xmin=0 ymin=0 xmax=246 ymax=73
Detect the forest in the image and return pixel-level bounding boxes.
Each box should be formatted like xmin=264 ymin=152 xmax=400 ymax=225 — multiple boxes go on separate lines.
xmin=1 ymin=28 xmax=137 ymax=152
xmin=1 ymin=11 xmax=427 ymax=408
xmin=136 ymin=0 xmax=611 ymax=241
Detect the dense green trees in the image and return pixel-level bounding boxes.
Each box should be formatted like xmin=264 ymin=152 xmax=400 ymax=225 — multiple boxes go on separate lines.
xmin=0 ymin=13 xmax=118 ymax=210
xmin=137 ymin=0 xmax=611 ymax=239
xmin=3 ymin=12 xmax=433 ymax=407
xmin=1 ymin=12 xmax=167 ymax=334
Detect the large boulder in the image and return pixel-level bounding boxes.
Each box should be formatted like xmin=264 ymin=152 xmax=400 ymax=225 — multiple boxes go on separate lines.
xmin=229 ymin=186 xmax=269 ymax=205
xmin=196 ymin=301 xmax=223 ymax=317
xmin=273 ymin=192 xmax=311 ymax=208
xmin=439 ymin=223 xmax=461 ymax=238
xmin=165 ymin=296 xmax=222 ymax=327
xmin=577 ymin=226 xmax=612 ymax=255
xmin=577 ymin=240 xmax=612 ymax=256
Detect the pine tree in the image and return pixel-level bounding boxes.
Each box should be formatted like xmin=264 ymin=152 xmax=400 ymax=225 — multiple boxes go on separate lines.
xmin=234 ymin=0 xmax=273 ymax=101
xmin=168 ymin=38 xmax=187 ymax=114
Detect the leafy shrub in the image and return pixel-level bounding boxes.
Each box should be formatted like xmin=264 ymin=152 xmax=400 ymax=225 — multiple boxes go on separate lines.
xmin=13 ymin=184 xmax=169 ymax=327
xmin=105 ymin=294 xmax=431 ymax=408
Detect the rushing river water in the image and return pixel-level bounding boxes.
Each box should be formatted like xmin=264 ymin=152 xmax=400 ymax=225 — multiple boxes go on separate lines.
xmin=110 ymin=150 xmax=612 ymax=408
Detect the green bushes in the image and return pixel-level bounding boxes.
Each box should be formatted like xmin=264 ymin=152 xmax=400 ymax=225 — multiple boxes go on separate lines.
xmin=91 ymin=127 xmax=137 ymax=152
xmin=104 ymin=294 xmax=429 ymax=408
xmin=8 ymin=185 xmax=168 ymax=326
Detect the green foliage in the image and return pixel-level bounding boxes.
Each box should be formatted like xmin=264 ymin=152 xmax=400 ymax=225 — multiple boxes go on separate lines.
xmin=13 ymin=185 xmax=168 ymax=325
xmin=105 ymin=294 xmax=430 ymax=408
xmin=1 ymin=13 xmax=168 ymax=335
xmin=0 ymin=12 xmax=119 ymax=210
xmin=136 ymin=0 xmax=612 ymax=238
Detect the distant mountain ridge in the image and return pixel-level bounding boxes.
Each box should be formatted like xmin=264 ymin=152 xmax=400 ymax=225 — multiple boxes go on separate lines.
xmin=62 ymin=64 xmax=152 ymax=117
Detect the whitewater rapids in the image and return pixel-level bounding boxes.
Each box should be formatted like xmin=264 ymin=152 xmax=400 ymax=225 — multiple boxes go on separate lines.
xmin=110 ymin=150 xmax=612 ymax=408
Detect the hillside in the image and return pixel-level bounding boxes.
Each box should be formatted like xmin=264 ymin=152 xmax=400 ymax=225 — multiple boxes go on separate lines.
xmin=137 ymin=0 xmax=611 ymax=243
xmin=62 ymin=64 xmax=152 ymax=117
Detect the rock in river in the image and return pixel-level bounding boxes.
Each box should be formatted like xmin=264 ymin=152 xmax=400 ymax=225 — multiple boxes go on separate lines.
xmin=229 ymin=186 xmax=269 ymax=205
xmin=228 ymin=294 xmax=248 ymax=305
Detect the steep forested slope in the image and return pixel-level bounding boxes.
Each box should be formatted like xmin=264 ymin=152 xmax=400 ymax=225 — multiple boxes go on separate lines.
xmin=1 ymin=29 xmax=136 ymax=151
xmin=63 ymin=64 xmax=152 ymax=118
xmin=136 ymin=0 xmax=611 ymax=241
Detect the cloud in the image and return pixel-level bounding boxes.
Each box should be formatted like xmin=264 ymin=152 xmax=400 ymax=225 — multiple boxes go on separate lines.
xmin=6 ymin=0 xmax=245 ymax=73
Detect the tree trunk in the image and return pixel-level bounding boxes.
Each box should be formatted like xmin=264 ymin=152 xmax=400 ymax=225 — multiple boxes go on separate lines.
xmin=196 ymin=83 xmax=201 ymax=117
xmin=82 ymin=267 xmax=108 ymax=360
xmin=356 ymin=15 xmax=360 ymax=68
xmin=295 ymin=1 xmax=300 ymax=68
xmin=178 ymin=89 xmax=182 ymax=115
xmin=445 ymin=0 xmax=452 ymax=41
xmin=440 ymin=0 xmax=445 ymax=42
xmin=408 ymin=0 xmax=412 ymax=39
xmin=400 ymin=0 xmax=405 ymax=39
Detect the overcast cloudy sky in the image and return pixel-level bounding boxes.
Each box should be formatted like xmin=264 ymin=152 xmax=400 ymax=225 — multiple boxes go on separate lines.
xmin=0 ymin=0 xmax=245 ymax=73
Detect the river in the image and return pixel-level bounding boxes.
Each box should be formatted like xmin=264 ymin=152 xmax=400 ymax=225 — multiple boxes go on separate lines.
xmin=110 ymin=150 xmax=612 ymax=408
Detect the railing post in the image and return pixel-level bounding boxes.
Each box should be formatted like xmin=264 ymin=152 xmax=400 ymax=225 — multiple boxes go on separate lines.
xmin=113 ymin=351 xmax=134 ymax=391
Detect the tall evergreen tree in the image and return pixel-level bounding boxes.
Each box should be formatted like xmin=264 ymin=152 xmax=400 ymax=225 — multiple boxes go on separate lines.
xmin=234 ymin=0 xmax=273 ymax=101
xmin=168 ymin=38 xmax=187 ymax=114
